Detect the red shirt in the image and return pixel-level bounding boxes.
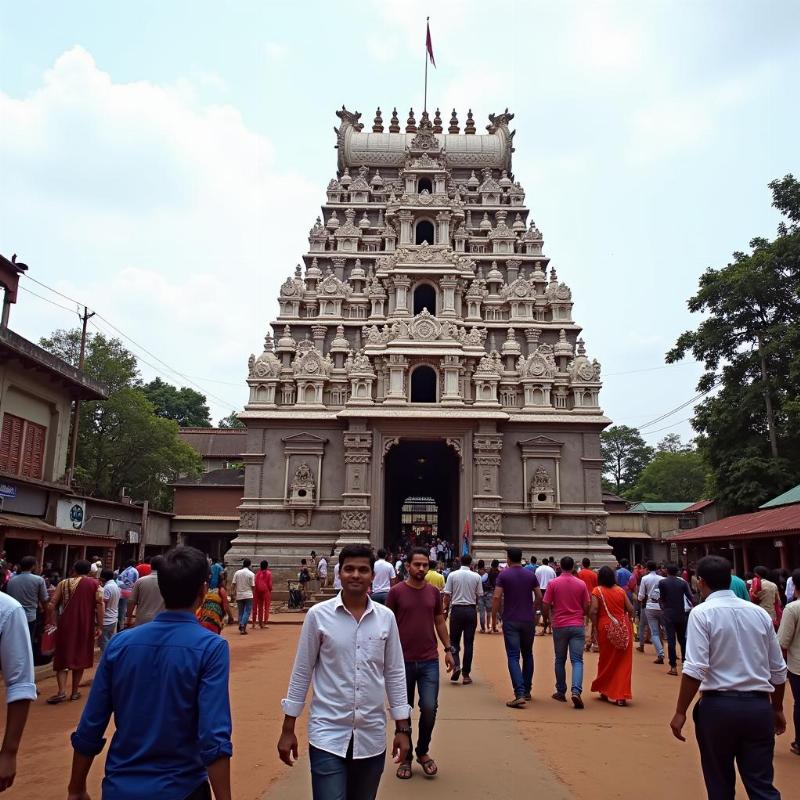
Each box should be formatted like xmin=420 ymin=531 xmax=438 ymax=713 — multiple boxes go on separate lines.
xmin=542 ymin=574 xmax=590 ymax=628
xmin=386 ymin=580 xmax=443 ymax=662
xmin=135 ymin=563 xmax=152 ymax=577
xmin=577 ymin=568 xmax=598 ymax=592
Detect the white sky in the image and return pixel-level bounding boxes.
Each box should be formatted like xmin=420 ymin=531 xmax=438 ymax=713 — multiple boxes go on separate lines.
xmin=1 ymin=1 xmax=798 ymax=437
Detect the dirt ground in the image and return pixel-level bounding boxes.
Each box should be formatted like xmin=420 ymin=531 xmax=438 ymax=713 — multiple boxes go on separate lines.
xmin=12 ymin=619 xmax=800 ymax=799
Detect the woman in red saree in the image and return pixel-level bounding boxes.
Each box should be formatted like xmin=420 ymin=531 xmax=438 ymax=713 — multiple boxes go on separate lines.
xmin=46 ymin=559 xmax=103 ymax=704
xmin=589 ymin=565 xmax=634 ymax=706
xmin=252 ymin=559 xmax=273 ymax=629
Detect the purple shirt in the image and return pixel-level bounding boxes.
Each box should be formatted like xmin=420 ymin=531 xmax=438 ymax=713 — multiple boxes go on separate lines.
xmin=496 ymin=566 xmax=539 ymax=622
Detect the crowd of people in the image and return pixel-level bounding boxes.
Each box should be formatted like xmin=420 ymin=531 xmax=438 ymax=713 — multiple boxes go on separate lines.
xmin=0 ymin=543 xmax=798 ymax=799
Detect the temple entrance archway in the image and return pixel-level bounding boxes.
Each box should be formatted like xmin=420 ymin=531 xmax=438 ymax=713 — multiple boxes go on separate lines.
xmin=383 ymin=440 xmax=459 ymax=553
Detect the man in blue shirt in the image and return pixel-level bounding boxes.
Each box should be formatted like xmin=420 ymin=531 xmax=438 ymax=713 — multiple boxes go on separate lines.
xmin=615 ymin=559 xmax=633 ymax=593
xmin=68 ymin=546 xmax=232 ymax=800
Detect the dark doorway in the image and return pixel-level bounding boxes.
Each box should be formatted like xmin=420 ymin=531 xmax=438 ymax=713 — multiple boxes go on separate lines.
xmin=413 ymin=283 xmax=436 ymax=315
xmin=418 ymin=177 xmax=433 ymax=194
xmin=411 ymin=366 xmax=437 ymax=402
xmin=384 ymin=440 xmax=460 ymax=551
xmin=415 ymin=220 xmax=435 ymax=245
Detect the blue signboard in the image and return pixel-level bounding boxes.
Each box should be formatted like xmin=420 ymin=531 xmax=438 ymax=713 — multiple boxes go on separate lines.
xmin=0 ymin=483 xmax=16 ymax=499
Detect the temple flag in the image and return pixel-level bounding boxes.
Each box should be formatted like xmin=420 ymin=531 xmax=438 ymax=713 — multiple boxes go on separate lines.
xmin=462 ymin=518 xmax=471 ymax=556
xmin=426 ymin=19 xmax=436 ymax=67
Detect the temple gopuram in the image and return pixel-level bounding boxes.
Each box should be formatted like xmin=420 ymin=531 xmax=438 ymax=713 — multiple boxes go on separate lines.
xmin=230 ymin=105 xmax=612 ymax=574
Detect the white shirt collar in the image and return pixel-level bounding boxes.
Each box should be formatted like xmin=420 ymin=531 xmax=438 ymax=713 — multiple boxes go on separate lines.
xmin=706 ymin=589 xmax=735 ymax=600
xmin=333 ymin=591 xmax=374 ymax=618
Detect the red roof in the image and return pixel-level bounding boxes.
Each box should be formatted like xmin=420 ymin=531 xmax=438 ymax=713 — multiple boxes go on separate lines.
xmin=671 ymin=504 xmax=800 ymax=542
xmin=684 ymin=499 xmax=715 ymax=513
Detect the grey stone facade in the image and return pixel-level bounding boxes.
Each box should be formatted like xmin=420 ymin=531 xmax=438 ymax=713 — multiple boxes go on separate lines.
xmin=230 ymin=106 xmax=612 ymax=575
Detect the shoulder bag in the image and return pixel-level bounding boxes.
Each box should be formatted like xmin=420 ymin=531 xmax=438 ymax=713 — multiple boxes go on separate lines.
xmin=599 ymin=587 xmax=630 ymax=651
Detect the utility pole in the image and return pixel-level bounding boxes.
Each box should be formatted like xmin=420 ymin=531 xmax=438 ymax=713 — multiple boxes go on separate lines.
xmin=67 ymin=306 xmax=95 ymax=486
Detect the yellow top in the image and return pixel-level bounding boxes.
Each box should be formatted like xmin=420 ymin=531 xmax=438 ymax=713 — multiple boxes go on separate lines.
xmin=425 ymin=570 xmax=445 ymax=590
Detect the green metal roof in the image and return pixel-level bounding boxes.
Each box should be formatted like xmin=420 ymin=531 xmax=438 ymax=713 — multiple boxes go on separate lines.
xmin=628 ymin=502 xmax=695 ymax=513
xmin=760 ymin=484 xmax=800 ymax=509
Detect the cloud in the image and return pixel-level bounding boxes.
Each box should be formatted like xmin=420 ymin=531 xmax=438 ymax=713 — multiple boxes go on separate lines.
xmin=265 ymin=41 xmax=289 ymax=62
xmin=0 ymin=46 xmax=318 ymax=419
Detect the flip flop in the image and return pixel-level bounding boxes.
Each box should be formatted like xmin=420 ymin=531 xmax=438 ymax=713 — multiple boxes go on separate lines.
xmin=69 ymin=692 xmax=82 ymax=701
xmin=46 ymin=693 xmax=67 ymax=705
xmin=417 ymin=756 xmax=438 ymax=777
xmin=396 ymin=762 xmax=413 ymax=780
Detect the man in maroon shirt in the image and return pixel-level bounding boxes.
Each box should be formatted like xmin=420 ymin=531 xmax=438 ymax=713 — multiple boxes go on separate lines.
xmin=387 ymin=547 xmax=455 ymax=781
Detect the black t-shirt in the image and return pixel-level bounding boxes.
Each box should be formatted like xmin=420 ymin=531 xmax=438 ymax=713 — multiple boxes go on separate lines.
xmin=658 ymin=576 xmax=692 ymax=615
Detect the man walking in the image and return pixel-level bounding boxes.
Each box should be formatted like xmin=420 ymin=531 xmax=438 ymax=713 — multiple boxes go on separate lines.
xmin=98 ymin=568 xmax=121 ymax=655
xmin=670 ymin=555 xmax=786 ymax=800
xmin=443 ymin=554 xmax=483 ymax=684
xmin=577 ymin=558 xmax=599 ymax=652
xmin=126 ymin=555 xmax=165 ymax=628
xmin=535 ymin=558 xmax=556 ymax=633
xmin=387 ymin=548 xmax=455 ymax=780
xmin=543 ymin=556 xmax=590 ymax=709
xmin=637 ymin=561 xmax=665 ymax=664
xmin=6 ymin=555 xmax=47 ymax=649
xmin=492 ymin=547 xmax=542 ymax=708
xmin=658 ymin=564 xmax=694 ymax=676
xmin=371 ymin=549 xmax=396 ymax=605
xmin=317 ymin=554 xmax=328 ymax=588
xmin=69 ymin=546 xmax=232 ymax=800
xmin=278 ymin=544 xmax=410 ymax=800
xmin=232 ymin=558 xmax=255 ymax=634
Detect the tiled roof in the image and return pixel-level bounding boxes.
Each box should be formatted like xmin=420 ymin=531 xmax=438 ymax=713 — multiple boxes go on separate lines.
xmin=671 ymin=504 xmax=800 ymax=542
xmin=179 ymin=428 xmax=246 ymax=458
xmin=628 ymin=502 xmax=695 ymax=513
xmin=760 ymin=484 xmax=800 ymax=509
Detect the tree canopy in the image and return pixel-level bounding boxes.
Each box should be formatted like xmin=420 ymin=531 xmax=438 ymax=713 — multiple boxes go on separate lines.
xmin=142 ymin=377 xmax=211 ymax=427
xmin=40 ymin=329 xmax=201 ymax=509
xmin=217 ymin=411 xmax=245 ymax=428
xmin=627 ymin=449 xmax=709 ymax=503
xmin=600 ymin=425 xmax=654 ymax=495
xmin=667 ymin=175 xmax=800 ymax=513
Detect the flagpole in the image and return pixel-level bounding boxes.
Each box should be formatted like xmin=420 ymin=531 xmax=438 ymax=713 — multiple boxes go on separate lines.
xmin=424 ymin=17 xmax=429 ymax=112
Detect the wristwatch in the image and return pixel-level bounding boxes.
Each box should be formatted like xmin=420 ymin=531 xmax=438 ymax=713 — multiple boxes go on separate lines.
xmin=444 ymin=646 xmax=456 ymax=654
xmin=395 ymin=726 xmax=412 ymax=735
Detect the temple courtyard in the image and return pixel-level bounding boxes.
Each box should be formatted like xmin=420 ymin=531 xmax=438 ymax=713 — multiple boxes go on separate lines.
xmin=14 ymin=620 xmax=800 ymax=799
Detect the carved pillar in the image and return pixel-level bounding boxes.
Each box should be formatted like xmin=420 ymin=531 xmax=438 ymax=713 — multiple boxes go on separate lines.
xmin=398 ymin=210 xmax=413 ymax=245
xmin=436 ymin=210 xmax=451 ymax=244
xmin=383 ymin=354 xmax=408 ymax=405
xmin=311 ymin=324 xmax=326 ymax=351
xmin=392 ymin=274 xmax=411 ymax=317
xmin=336 ymin=429 xmax=373 ymax=547
xmin=472 ymin=432 xmax=505 ymax=556
xmin=438 ymin=276 xmax=458 ymax=318
xmin=331 ymin=256 xmax=346 ymax=281
xmin=441 ymin=355 xmax=464 ymax=406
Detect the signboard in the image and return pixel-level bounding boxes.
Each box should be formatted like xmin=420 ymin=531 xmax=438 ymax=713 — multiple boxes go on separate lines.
xmin=56 ymin=498 xmax=86 ymax=530
xmin=0 ymin=483 xmax=16 ymax=499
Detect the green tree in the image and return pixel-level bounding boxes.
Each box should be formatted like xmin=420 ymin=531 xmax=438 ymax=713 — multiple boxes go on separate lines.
xmin=217 ymin=411 xmax=245 ymax=428
xmin=142 ymin=377 xmax=211 ymax=427
xmin=657 ymin=433 xmax=691 ymax=453
xmin=667 ymin=175 xmax=800 ymax=513
xmin=600 ymin=425 xmax=654 ymax=494
xmin=39 ymin=330 xmax=201 ymax=509
xmin=627 ymin=450 xmax=709 ymax=503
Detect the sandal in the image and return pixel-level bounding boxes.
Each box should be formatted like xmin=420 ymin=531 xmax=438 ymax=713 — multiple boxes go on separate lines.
xmin=417 ymin=756 xmax=438 ymax=777
xmin=396 ymin=762 xmax=413 ymax=780
xmin=615 ymin=699 xmax=627 ymax=707
xmin=70 ymin=692 xmax=82 ymax=701
xmin=46 ymin=693 xmax=67 ymax=705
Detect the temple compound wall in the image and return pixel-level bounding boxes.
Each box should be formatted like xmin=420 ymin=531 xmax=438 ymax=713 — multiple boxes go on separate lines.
xmin=229 ymin=105 xmax=613 ymax=576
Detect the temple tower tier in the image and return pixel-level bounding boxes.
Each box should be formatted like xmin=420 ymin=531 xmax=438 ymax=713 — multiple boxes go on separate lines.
xmin=230 ymin=105 xmax=613 ymax=581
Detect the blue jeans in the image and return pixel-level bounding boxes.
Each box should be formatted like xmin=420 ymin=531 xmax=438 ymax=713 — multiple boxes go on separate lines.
xmin=644 ymin=608 xmax=664 ymax=657
xmin=309 ymin=740 xmax=385 ymax=800
xmin=117 ymin=596 xmax=128 ymax=630
xmin=237 ymin=598 xmax=253 ymax=627
xmin=478 ymin=590 xmax=493 ymax=631
xmin=502 ymin=620 xmax=535 ymax=699
xmin=552 ymin=625 xmax=585 ymax=695
xmin=404 ymin=659 xmax=439 ymax=759
xmin=99 ymin=623 xmax=117 ymax=655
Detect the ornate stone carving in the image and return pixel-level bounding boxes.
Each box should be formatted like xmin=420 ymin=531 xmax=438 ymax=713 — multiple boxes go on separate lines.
xmin=341 ymin=511 xmax=369 ymax=530
xmin=240 ymin=511 xmax=257 ymax=529
xmin=474 ymin=512 xmax=502 ymax=533
xmin=289 ymin=463 xmax=316 ymax=504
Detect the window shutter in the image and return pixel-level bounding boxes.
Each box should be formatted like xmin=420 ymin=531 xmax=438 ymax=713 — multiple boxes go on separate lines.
xmin=0 ymin=415 xmax=24 ymax=474
xmin=0 ymin=414 xmax=13 ymax=470
xmin=21 ymin=421 xmax=46 ymax=480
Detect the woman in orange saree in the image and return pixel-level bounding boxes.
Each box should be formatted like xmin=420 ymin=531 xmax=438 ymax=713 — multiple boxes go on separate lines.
xmin=589 ymin=565 xmax=634 ymax=706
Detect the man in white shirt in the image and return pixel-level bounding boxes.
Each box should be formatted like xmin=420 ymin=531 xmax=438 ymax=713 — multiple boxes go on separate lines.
xmin=443 ymin=555 xmax=483 ymax=684
xmin=98 ymin=569 xmax=121 ymax=654
xmin=278 ymin=544 xmax=411 ymax=798
xmin=0 ymin=590 xmax=36 ymax=792
xmin=371 ymin=549 xmax=396 ymax=605
xmin=670 ymin=555 xmax=787 ymax=800
xmin=535 ymin=560 xmax=557 ymax=634
xmin=232 ymin=558 xmax=255 ymax=635
xmin=637 ymin=561 xmax=665 ymax=664
xmin=333 ymin=561 xmax=341 ymax=590
xmin=317 ymin=556 xmax=328 ymax=588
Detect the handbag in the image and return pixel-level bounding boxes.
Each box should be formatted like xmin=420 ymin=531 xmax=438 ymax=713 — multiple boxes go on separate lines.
xmin=599 ymin=588 xmax=630 ymax=651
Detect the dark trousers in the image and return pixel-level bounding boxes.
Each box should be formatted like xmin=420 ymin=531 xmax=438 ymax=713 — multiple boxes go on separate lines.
xmin=183 ymin=782 xmax=211 ymax=800
xmin=309 ymin=739 xmax=385 ymax=800
xmin=788 ymin=671 xmax=800 ymax=747
xmin=449 ymin=605 xmax=477 ymax=675
xmin=663 ymin=611 xmax=688 ymax=668
xmin=694 ymin=694 xmax=780 ymax=800
xmin=502 ymin=620 xmax=535 ymax=698
xmin=404 ymin=659 xmax=439 ymax=759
